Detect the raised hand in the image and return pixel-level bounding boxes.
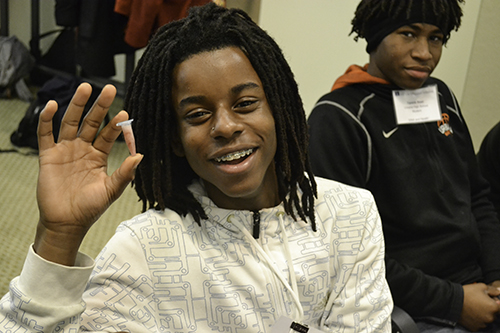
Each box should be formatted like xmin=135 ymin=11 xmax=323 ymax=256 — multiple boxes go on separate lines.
xmin=459 ymin=283 xmax=500 ymax=331
xmin=34 ymin=83 xmax=143 ymax=266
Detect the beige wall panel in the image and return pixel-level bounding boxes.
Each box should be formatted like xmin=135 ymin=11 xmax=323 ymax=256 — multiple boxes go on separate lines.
xmin=461 ymin=0 xmax=500 ymax=150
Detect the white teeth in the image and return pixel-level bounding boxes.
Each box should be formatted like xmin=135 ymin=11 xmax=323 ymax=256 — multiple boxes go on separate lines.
xmin=215 ymin=148 xmax=254 ymax=162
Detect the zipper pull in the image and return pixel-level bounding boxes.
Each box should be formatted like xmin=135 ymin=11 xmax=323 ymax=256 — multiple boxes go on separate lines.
xmin=252 ymin=210 xmax=260 ymax=239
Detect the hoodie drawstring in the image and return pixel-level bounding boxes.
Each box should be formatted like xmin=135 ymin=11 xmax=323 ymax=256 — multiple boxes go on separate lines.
xmin=277 ymin=213 xmax=300 ymax=303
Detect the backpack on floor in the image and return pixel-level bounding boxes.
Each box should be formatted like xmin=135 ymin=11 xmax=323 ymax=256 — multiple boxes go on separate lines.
xmin=10 ymin=75 xmax=101 ymax=150
xmin=0 ymin=35 xmax=35 ymax=101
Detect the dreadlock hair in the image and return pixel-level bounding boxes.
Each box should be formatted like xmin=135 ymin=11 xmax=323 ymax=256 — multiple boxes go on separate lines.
xmin=125 ymin=3 xmax=318 ymax=231
xmin=350 ymin=0 xmax=465 ymax=53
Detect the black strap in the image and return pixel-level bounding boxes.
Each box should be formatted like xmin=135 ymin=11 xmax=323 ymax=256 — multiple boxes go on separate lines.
xmin=391 ymin=306 xmax=420 ymax=333
xmin=0 ymin=148 xmax=37 ymax=155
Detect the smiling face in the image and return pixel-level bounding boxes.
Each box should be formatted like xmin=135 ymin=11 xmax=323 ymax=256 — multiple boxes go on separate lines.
xmin=368 ymin=23 xmax=444 ymax=90
xmin=171 ymin=47 xmax=279 ymax=211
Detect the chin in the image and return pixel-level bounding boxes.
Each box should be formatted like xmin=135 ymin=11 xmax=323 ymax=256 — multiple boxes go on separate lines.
xmin=221 ymin=184 xmax=260 ymax=200
xmin=402 ymin=79 xmax=428 ymax=90
xmin=400 ymin=83 xmax=424 ymax=90
xmin=206 ymin=179 xmax=258 ymax=199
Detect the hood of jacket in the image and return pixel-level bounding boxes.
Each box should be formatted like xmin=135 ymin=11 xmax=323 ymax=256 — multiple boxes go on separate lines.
xmin=331 ymin=64 xmax=390 ymax=91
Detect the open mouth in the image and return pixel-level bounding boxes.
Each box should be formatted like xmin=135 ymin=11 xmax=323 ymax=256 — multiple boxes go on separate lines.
xmin=214 ymin=148 xmax=255 ymax=164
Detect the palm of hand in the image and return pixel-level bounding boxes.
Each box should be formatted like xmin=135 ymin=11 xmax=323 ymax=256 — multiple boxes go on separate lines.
xmin=37 ymin=139 xmax=114 ymax=231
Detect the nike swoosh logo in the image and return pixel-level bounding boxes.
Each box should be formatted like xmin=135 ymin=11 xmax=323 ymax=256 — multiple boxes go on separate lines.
xmin=382 ymin=127 xmax=399 ymax=138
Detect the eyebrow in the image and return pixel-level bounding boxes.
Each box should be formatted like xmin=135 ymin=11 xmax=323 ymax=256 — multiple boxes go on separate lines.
xmin=178 ymin=95 xmax=206 ymax=110
xmin=231 ymin=82 xmax=261 ymax=94
xmin=178 ymin=82 xmax=262 ymax=109
xmin=405 ymin=24 xmax=444 ymax=35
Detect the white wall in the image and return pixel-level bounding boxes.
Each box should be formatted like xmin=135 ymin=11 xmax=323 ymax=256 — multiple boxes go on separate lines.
xmin=461 ymin=0 xmax=500 ymax=150
xmin=258 ymin=0 xmax=365 ymax=113
xmin=258 ymin=0 xmax=482 ymax=115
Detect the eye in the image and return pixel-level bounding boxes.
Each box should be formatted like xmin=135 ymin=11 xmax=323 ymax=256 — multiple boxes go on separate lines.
xmin=235 ymin=99 xmax=258 ymax=111
xmin=429 ymin=35 xmax=444 ymax=44
xmin=400 ymin=31 xmax=415 ymax=38
xmin=184 ymin=109 xmax=211 ymax=124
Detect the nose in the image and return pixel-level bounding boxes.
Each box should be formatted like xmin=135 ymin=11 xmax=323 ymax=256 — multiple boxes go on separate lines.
xmin=210 ymin=107 xmax=243 ymax=139
xmin=412 ymin=38 xmax=432 ymax=61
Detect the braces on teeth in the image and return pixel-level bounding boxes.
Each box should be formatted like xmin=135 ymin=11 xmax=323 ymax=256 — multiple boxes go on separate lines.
xmin=215 ymin=148 xmax=253 ymax=162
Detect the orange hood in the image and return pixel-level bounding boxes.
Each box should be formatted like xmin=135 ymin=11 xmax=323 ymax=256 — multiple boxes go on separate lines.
xmin=331 ymin=64 xmax=390 ymax=91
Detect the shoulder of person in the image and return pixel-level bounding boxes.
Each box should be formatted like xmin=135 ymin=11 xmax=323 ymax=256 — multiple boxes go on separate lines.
xmin=313 ymin=175 xmax=374 ymax=199
xmin=119 ymin=208 xmax=196 ymax=232
xmin=311 ymin=84 xmax=380 ymax=122
xmin=427 ymin=77 xmax=455 ymax=99
xmin=317 ymin=84 xmax=376 ymax=104
xmin=314 ymin=82 xmax=392 ymax=111
xmin=313 ymin=176 xmax=380 ymax=231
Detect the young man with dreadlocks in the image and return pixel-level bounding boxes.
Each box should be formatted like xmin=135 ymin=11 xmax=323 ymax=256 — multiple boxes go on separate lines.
xmin=0 ymin=3 xmax=392 ymax=333
xmin=308 ymin=0 xmax=500 ymax=332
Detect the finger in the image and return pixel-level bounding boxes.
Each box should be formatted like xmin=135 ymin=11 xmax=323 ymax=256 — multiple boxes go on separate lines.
xmin=56 ymin=83 xmax=93 ymax=142
xmin=92 ymin=110 xmax=129 ymax=155
xmin=108 ymin=153 xmax=144 ymax=201
xmin=487 ymin=285 xmax=500 ymax=297
xmin=77 ymin=84 xmax=117 ymax=143
xmin=94 ymin=110 xmax=128 ymax=154
xmin=37 ymin=100 xmax=59 ymax=151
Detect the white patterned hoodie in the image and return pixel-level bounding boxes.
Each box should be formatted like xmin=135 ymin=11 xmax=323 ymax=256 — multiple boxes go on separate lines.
xmin=0 ymin=177 xmax=392 ymax=332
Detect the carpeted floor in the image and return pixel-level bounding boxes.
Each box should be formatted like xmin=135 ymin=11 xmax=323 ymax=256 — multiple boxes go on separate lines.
xmin=0 ymin=91 xmax=143 ymax=296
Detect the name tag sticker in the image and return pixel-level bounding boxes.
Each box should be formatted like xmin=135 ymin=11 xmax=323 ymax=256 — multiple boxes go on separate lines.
xmin=393 ymin=85 xmax=441 ymax=125
xmin=271 ymin=316 xmax=323 ymax=333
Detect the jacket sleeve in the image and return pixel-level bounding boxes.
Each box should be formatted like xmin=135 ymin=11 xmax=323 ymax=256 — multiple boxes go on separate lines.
xmin=0 ymin=224 xmax=156 ymax=333
xmin=385 ymin=258 xmax=463 ymax=325
xmin=321 ymin=190 xmax=392 ymax=333
xmin=441 ymin=81 xmax=500 ymax=284
xmin=469 ymin=160 xmax=500 ymax=284
xmin=477 ymin=121 xmax=500 ymax=216
xmin=0 ymin=246 xmax=94 ymax=332
xmin=462 ymin=121 xmax=500 ymax=284
xmin=389 ymin=98 xmax=500 ymax=322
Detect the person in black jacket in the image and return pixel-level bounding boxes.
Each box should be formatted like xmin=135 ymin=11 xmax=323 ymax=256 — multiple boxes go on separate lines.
xmin=308 ymin=0 xmax=500 ymax=332
xmin=477 ymin=122 xmax=500 ymax=217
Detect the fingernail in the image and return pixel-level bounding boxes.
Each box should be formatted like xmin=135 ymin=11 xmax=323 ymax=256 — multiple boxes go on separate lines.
xmin=133 ymin=154 xmax=143 ymax=170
